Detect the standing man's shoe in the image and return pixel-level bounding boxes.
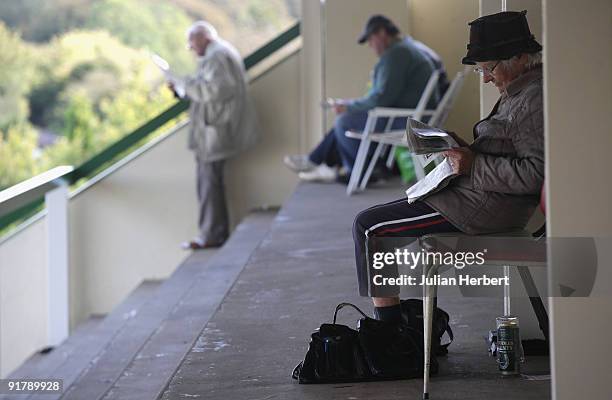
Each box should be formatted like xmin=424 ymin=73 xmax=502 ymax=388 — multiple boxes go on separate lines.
xmin=181 ymin=238 xmax=224 ymax=250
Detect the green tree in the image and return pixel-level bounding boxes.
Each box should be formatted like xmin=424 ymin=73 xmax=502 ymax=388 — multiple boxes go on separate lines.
xmin=0 ymin=0 xmax=92 ymax=43
xmin=30 ymin=30 xmax=166 ymax=133
xmin=0 ymin=124 xmax=40 ymax=190
xmin=0 ymin=22 xmax=33 ymax=129
xmin=86 ymin=0 xmax=193 ymax=74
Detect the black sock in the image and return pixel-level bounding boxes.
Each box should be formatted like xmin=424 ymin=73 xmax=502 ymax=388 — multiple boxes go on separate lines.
xmin=374 ymin=304 xmax=402 ymax=323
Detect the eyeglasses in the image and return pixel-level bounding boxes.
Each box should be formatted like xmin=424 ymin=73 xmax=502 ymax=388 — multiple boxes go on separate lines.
xmin=473 ymin=60 xmax=501 ymax=75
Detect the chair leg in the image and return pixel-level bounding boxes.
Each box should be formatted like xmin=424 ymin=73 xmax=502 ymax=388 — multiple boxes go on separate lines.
xmin=517 ymin=266 xmax=550 ymax=342
xmin=422 ymin=262 xmax=438 ymax=400
xmin=347 ymin=136 xmax=371 ymax=195
xmin=386 ymin=144 xmax=396 ymax=168
xmin=503 ymin=265 xmax=511 ymax=316
xmin=359 ymin=142 xmax=385 ymax=190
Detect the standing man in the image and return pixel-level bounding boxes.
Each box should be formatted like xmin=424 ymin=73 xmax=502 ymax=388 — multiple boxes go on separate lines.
xmin=171 ymin=21 xmax=258 ymax=250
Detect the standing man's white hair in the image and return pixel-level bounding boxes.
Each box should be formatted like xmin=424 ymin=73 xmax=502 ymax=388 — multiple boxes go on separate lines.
xmin=187 ymin=21 xmax=218 ymax=39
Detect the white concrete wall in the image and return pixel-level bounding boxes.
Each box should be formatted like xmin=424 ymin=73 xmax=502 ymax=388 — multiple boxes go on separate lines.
xmin=226 ymin=51 xmax=302 ymax=222
xmin=300 ymin=0 xmax=482 ymax=148
xmin=68 ymin=122 xmax=198 ymax=323
xmin=408 ymin=0 xmax=480 ymax=141
xmin=300 ymin=0 xmax=324 ymax=153
xmin=323 ymin=0 xmax=411 ymax=130
xmin=0 ymin=219 xmax=48 ymax=376
xmin=543 ymin=0 xmax=612 ymax=398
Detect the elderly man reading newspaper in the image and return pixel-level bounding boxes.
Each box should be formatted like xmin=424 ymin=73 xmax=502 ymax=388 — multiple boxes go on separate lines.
xmin=167 ymin=21 xmax=258 ymax=250
xmin=352 ymin=11 xmax=544 ymax=321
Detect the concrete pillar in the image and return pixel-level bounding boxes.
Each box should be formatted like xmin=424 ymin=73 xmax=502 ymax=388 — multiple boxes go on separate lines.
xmin=300 ymin=0 xmax=325 ymax=152
xmin=543 ymin=0 xmax=612 ymax=398
xmin=45 ymin=183 xmax=70 ymax=347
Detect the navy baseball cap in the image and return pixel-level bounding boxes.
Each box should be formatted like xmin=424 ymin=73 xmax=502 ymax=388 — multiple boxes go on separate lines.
xmin=357 ymin=15 xmax=400 ymax=44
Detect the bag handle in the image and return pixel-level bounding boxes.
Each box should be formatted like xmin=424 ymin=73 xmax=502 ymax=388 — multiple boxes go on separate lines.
xmin=333 ymin=302 xmax=369 ymax=324
xmin=439 ymin=324 xmax=454 ymax=352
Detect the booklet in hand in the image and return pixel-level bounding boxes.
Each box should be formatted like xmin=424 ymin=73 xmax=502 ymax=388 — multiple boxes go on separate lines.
xmin=404 ymin=119 xmax=462 ymax=203
xmin=406 ymin=119 xmax=459 ymax=155
xmin=151 ymin=53 xmax=185 ymax=98
xmin=405 ymin=158 xmax=457 ymax=203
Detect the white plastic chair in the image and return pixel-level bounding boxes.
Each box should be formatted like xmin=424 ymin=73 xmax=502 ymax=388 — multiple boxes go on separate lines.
xmin=419 ymin=231 xmax=548 ymax=399
xmin=347 ymin=67 xmax=470 ymax=194
xmin=345 ymin=70 xmax=441 ymax=195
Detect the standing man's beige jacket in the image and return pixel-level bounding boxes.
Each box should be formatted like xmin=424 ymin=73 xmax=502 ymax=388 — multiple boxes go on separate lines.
xmin=183 ymin=39 xmax=259 ymax=161
xmin=177 ymin=28 xmax=259 ymax=250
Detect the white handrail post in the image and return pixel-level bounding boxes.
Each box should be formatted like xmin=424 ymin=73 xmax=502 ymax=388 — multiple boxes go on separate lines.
xmin=45 ymin=179 xmax=69 ymax=347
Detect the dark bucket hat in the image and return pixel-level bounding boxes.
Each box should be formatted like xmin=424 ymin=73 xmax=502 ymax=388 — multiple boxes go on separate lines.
xmin=357 ymin=15 xmax=400 ymax=44
xmin=462 ymin=10 xmax=542 ymax=65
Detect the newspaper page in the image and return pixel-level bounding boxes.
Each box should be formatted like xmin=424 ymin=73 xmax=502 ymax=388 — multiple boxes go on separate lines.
xmin=406 ymin=119 xmax=459 ymax=155
xmin=405 ymin=157 xmax=457 ymax=203
xmin=151 ymin=53 xmax=185 ymax=98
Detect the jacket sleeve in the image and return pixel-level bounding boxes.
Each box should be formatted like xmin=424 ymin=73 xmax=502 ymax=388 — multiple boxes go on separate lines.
xmin=183 ymin=54 xmax=238 ymax=104
xmin=347 ymin=51 xmax=408 ymax=113
xmin=470 ymin=90 xmax=544 ymax=195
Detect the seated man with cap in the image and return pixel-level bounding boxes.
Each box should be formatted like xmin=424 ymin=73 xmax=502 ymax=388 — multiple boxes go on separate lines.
xmin=284 ymin=15 xmax=443 ymax=183
xmin=351 ymin=11 xmax=545 ymax=322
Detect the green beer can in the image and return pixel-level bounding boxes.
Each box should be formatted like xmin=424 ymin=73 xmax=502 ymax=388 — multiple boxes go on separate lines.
xmin=496 ymin=316 xmax=522 ymax=375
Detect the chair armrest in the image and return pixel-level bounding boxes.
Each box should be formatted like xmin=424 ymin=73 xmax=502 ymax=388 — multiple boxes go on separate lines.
xmin=345 ymin=130 xmax=407 ymax=146
xmin=369 ymin=107 xmax=435 ymax=118
xmin=345 ymin=130 xmax=362 ymax=139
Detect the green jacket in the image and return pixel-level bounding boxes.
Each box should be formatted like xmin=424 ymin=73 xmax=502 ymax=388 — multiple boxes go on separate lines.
xmin=347 ymin=38 xmax=437 ymax=113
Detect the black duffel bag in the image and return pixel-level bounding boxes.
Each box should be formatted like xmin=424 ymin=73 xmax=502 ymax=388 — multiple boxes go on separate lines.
xmin=292 ymin=303 xmax=434 ymax=384
xmin=400 ymin=299 xmax=454 ymax=356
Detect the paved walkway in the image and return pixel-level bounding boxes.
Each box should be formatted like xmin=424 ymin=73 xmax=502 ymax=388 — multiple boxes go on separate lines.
xmin=162 ymin=181 xmax=550 ymax=400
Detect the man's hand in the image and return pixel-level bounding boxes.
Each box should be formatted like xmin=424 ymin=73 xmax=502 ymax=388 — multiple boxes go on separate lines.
xmin=167 ymin=82 xmax=180 ymax=99
xmin=330 ymin=98 xmax=349 ymax=114
xmin=333 ymin=103 xmax=347 ymax=114
xmin=444 ymin=147 xmax=475 ymax=175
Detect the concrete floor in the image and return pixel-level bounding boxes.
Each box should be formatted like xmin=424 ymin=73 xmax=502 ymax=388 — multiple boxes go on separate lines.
xmin=162 ymin=180 xmax=550 ymax=400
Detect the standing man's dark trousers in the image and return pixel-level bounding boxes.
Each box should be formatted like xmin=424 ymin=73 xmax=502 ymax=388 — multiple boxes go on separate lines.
xmin=196 ymin=157 xmax=229 ymax=245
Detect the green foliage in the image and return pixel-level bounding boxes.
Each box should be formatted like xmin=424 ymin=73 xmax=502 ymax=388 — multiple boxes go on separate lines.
xmin=28 ymin=29 xmax=171 ymax=131
xmin=0 ymin=124 xmax=40 ymax=189
xmin=0 ymin=0 xmax=91 ymax=42
xmin=0 ymin=22 xmax=34 ymax=129
xmin=245 ymin=0 xmax=283 ymax=29
xmin=167 ymin=0 xmax=297 ymax=55
xmin=85 ymin=0 xmax=193 ymax=74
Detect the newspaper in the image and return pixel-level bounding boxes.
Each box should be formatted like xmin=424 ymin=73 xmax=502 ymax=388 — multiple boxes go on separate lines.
xmin=151 ymin=53 xmax=185 ymax=98
xmin=406 ymin=118 xmax=459 ymax=155
xmin=405 ymin=158 xmax=457 ymax=203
